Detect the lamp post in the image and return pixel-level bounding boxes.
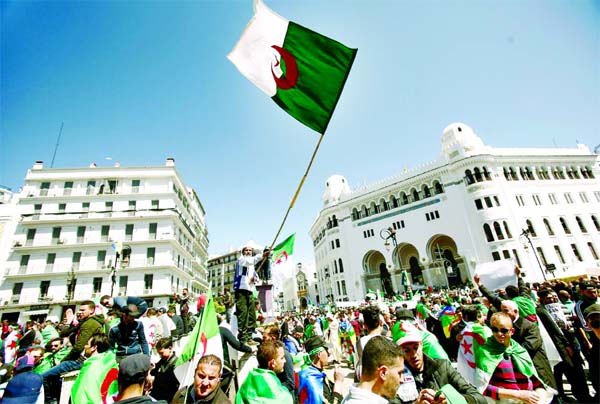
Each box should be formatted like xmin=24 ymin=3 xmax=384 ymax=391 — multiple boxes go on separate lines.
xmin=380 ymin=227 xmax=397 ymax=251
xmin=519 ymin=228 xmax=547 ymax=281
xmin=66 ymin=266 xmax=76 ymax=307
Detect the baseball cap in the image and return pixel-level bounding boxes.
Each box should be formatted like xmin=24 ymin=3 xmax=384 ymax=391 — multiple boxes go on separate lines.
xmin=584 ymin=303 xmax=600 ymax=319
xmin=579 ymin=281 xmax=596 ymax=290
xmin=119 ymin=354 xmax=151 ymax=384
xmin=395 ymin=308 xmax=415 ymax=321
xmin=3 ymin=371 xmax=43 ymax=404
xmin=397 ymin=329 xmax=422 ymax=346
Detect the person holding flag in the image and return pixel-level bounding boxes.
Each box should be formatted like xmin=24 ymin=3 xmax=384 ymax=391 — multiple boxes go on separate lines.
xmin=173 ymin=291 xmax=223 ymax=388
xmin=70 ymin=332 xmax=119 ymax=404
xmin=456 ymin=305 xmax=492 ymax=386
xmin=234 ymin=245 xmax=269 ymax=345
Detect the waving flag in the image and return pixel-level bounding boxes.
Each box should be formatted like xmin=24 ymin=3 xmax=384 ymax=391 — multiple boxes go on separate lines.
xmin=228 ymin=0 xmax=357 ymax=134
xmin=71 ymin=350 xmax=118 ymax=404
xmin=439 ymin=305 xmax=461 ymax=339
xmin=174 ymin=291 xmax=223 ymax=386
xmin=271 ymin=233 xmax=295 ymax=278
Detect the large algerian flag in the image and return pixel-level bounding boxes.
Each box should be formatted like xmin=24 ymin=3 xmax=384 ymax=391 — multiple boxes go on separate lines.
xmin=271 ymin=233 xmax=295 ymax=278
xmin=456 ymin=322 xmax=492 ymax=386
xmin=174 ymin=291 xmax=223 ymax=387
xmin=71 ymin=350 xmax=119 ymax=404
xmin=228 ymin=0 xmax=357 ymax=134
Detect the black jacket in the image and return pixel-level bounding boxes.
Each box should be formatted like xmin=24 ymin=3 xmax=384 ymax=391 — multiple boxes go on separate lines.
xmin=405 ymin=355 xmax=487 ymax=404
xmin=150 ymin=353 xmax=180 ymax=402
xmin=512 ymin=316 xmax=557 ymax=389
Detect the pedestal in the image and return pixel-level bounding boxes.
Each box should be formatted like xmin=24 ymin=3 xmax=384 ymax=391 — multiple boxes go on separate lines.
xmin=257 ymin=284 xmax=274 ymax=317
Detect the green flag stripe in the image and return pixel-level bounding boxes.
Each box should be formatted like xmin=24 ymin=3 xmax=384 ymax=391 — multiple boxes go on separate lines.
xmin=272 ymin=233 xmax=295 ymax=256
xmin=273 ymin=22 xmax=357 ymax=134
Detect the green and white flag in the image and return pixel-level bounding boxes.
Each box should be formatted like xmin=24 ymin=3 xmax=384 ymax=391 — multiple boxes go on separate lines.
xmin=228 ymin=0 xmax=357 ymax=134
xmin=271 ymin=233 xmax=295 ymax=278
xmin=174 ymin=291 xmax=223 ymax=387
xmin=70 ymin=350 xmax=119 ymax=404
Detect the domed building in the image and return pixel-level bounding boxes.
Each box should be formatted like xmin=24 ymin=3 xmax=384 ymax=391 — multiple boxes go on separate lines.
xmin=309 ymin=123 xmax=600 ymax=304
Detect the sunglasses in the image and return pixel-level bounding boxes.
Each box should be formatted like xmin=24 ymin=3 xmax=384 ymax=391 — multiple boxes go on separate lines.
xmin=590 ymin=319 xmax=600 ymax=329
xmin=491 ymin=327 xmax=510 ymax=335
xmin=51 ymin=344 xmax=61 ymax=348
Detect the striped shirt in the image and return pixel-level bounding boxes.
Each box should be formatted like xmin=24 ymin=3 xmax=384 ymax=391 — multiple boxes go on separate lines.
xmin=484 ymin=357 xmax=542 ymax=400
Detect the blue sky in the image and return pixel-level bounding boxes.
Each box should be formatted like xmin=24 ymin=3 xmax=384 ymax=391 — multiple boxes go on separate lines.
xmin=1 ymin=0 xmax=599 ymax=267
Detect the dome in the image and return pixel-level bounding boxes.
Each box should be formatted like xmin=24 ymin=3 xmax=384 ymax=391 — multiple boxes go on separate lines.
xmin=322 ymin=175 xmax=350 ymax=206
xmin=441 ymin=122 xmax=486 ymax=159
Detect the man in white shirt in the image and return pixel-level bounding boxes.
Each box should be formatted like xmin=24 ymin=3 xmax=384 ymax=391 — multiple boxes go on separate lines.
xmin=234 ymin=246 xmax=269 ymax=344
xmin=342 ymin=336 xmax=404 ymax=404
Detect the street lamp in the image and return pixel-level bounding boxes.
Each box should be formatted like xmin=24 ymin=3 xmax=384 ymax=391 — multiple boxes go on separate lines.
xmin=519 ymin=228 xmax=547 ymax=281
xmin=66 ymin=266 xmax=76 ymax=307
xmin=380 ymin=227 xmax=397 ymax=251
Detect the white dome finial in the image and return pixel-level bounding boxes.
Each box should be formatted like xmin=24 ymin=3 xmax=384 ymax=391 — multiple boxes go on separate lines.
xmin=322 ymin=175 xmax=350 ymax=206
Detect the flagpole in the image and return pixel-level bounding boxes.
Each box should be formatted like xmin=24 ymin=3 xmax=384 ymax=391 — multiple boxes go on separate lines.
xmin=257 ymin=133 xmax=325 ymax=273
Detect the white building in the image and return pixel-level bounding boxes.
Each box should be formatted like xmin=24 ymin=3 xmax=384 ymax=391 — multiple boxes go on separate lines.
xmin=310 ymin=123 xmax=600 ymax=304
xmin=0 ymin=159 xmax=209 ymax=323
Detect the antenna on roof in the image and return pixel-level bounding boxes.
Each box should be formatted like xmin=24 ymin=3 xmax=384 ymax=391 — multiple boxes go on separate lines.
xmin=50 ymin=122 xmax=64 ymax=168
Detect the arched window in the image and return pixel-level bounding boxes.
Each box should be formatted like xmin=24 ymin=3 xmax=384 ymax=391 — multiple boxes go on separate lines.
xmin=465 ymin=170 xmax=475 ymax=185
xmin=380 ymin=198 xmax=388 ymax=212
xmin=510 ymin=168 xmax=518 ymax=181
xmin=576 ymin=216 xmax=587 ymax=233
xmin=433 ymin=181 xmax=444 ymax=194
xmin=422 ymin=184 xmax=431 ymax=198
xmin=483 ymin=167 xmax=492 ymax=181
xmin=543 ymin=218 xmax=554 ymax=236
xmin=566 ymin=167 xmax=574 ymax=179
xmin=409 ymin=257 xmax=423 ymax=284
xmin=400 ymin=192 xmax=409 ymax=205
xmin=352 ymin=208 xmax=359 ymax=220
xmin=560 ymin=217 xmax=571 ymax=234
xmin=483 ymin=224 xmax=494 ymax=242
xmin=493 ymin=222 xmax=505 ymax=240
xmin=369 ymin=201 xmax=378 ymax=215
xmin=361 ymin=205 xmax=368 ymax=218
xmin=504 ymin=167 xmax=511 ymax=181
xmin=474 ymin=167 xmax=483 ymax=182
xmin=327 ymin=218 xmax=332 ymax=229
xmin=411 ymin=188 xmax=420 ymax=202
xmin=580 ymin=167 xmax=588 ymax=179
xmin=503 ymin=221 xmax=512 ymax=238
xmin=332 ymin=215 xmax=338 ymax=227
xmin=572 ymin=167 xmax=580 ymax=179
xmin=526 ymin=220 xmax=537 ymax=237
xmin=519 ymin=167 xmax=527 ymax=180
xmin=390 ymin=195 xmax=399 ymax=208
xmin=587 ymin=167 xmax=595 ymax=179
xmin=338 ymin=258 xmax=344 ymax=273
xmin=592 ymin=215 xmax=600 ymax=232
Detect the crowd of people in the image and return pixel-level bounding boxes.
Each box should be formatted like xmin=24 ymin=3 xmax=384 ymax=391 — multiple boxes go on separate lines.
xmin=0 ymin=262 xmax=598 ymax=404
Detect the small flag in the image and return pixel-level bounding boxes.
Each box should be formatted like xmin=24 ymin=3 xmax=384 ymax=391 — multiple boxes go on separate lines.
xmin=228 ymin=0 xmax=357 ymax=134
xmin=70 ymin=350 xmax=118 ymax=404
xmin=439 ymin=305 xmax=461 ymax=339
xmin=174 ymin=291 xmax=223 ymax=386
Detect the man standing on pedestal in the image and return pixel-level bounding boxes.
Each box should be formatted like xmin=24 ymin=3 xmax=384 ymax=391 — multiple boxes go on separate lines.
xmin=234 ymin=245 xmax=269 ymax=344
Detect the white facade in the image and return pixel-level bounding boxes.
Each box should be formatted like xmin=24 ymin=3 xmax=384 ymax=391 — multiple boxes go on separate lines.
xmin=0 ymin=159 xmax=209 ymax=323
xmin=310 ymin=123 xmax=600 ymax=304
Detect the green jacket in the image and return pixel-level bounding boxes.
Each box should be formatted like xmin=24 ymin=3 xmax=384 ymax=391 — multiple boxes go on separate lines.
xmin=63 ymin=314 xmax=105 ymax=362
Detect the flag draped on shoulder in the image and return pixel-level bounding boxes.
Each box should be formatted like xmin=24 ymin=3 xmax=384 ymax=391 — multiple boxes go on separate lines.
xmin=174 ymin=291 xmax=223 ymax=386
xmin=71 ymin=350 xmax=119 ymax=404
xmin=228 ymin=0 xmax=357 ymax=134
xmin=474 ymin=337 xmax=542 ymax=394
xmin=456 ymin=323 xmax=492 ymax=385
